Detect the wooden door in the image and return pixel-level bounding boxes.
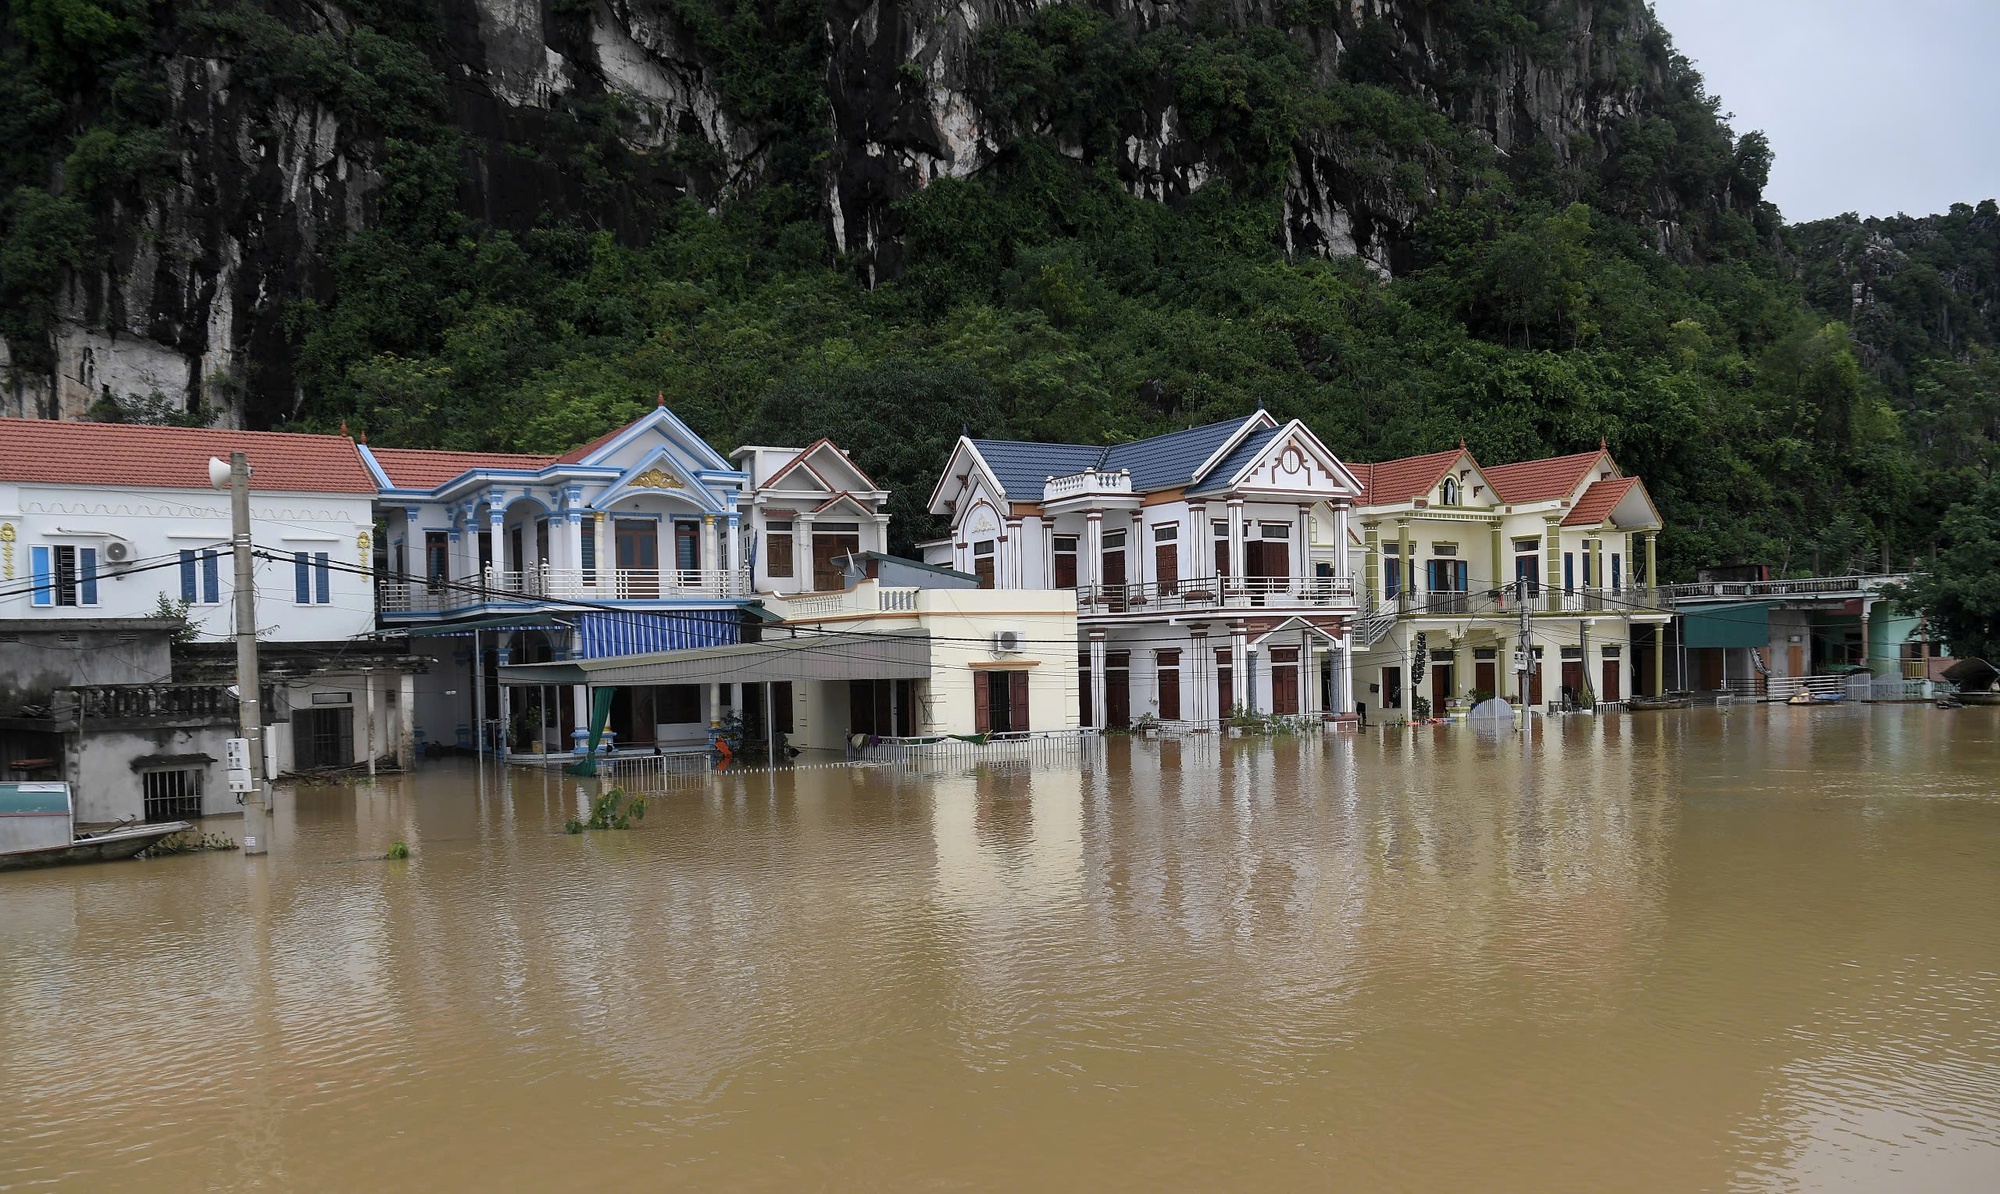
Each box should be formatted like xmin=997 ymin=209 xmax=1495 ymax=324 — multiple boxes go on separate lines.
xmin=1077 ymin=654 xmax=1092 ymax=726
xmin=1430 ymin=662 xmax=1453 ymax=711
xmin=1105 ymin=652 xmax=1131 ymax=728
xmin=1096 ymin=548 xmax=1128 ymax=604
xmin=1476 ymin=660 xmax=1496 ymax=697
xmin=1216 ymin=649 xmax=1233 ymax=718
xmin=1528 ymin=661 xmax=1543 ymax=706
xmin=1270 ymin=647 xmax=1299 ymax=715
xmin=1382 ymin=666 xmax=1402 ymax=710
xmin=1157 ymin=650 xmax=1181 ymax=720
xmin=615 ymin=519 xmax=659 ymax=597
xmin=673 ymin=521 xmax=701 ymax=572
xmin=1601 ymin=659 xmax=1621 ymax=702
xmin=1697 ymin=649 xmax=1722 ymax=692
xmin=1787 ymin=643 xmax=1804 ymax=678
xmin=813 ymin=534 xmax=859 ymax=592
xmin=1155 ymin=543 xmax=1178 ymax=596
xmin=1561 ymin=661 xmax=1585 ymax=705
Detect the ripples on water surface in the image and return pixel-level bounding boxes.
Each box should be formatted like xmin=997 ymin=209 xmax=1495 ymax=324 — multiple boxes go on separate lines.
xmin=3 ymin=706 xmax=1999 ymax=1191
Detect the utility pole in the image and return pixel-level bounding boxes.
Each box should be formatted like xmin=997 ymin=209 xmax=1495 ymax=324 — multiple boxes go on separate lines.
xmin=1515 ymin=577 xmax=1533 ymax=734
xmin=216 ymin=451 xmax=270 ymax=855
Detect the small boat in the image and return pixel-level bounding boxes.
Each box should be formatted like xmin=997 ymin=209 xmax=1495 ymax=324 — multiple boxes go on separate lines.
xmin=1957 ymin=691 xmax=2000 ymax=706
xmin=1786 ymin=691 xmax=1847 ymax=707
xmin=0 ymin=782 xmax=191 ymax=873
xmin=1625 ymin=696 xmax=1690 ymax=711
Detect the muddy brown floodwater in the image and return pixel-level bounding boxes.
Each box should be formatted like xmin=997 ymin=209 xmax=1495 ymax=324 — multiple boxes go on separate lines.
xmin=4 ymin=706 xmax=2000 ymax=1191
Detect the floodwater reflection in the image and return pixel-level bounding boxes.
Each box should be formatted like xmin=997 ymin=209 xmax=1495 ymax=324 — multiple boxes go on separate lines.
xmin=3 ymin=706 xmax=1999 ymax=1191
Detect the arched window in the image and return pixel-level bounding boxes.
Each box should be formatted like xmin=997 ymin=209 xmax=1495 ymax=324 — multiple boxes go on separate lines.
xmin=1440 ymin=478 xmax=1460 ymax=505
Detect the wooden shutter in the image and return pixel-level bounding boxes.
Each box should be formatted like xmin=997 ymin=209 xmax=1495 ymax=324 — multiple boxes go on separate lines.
xmin=1155 ymin=544 xmax=1178 ymax=595
xmin=973 ymin=671 xmax=991 ymax=734
xmin=1009 ymin=670 xmax=1030 ymax=733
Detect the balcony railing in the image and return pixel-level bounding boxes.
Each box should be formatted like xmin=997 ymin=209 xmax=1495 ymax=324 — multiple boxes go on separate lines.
xmin=1075 ymin=575 xmax=1354 ymax=615
xmin=1364 ymin=586 xmax=1670 ymax=619
xmin=1043 ymin=469 xmax=1132 ymax=502
xmin=1662 ymin=574 xmax=1905 ymax=601
xmin=378 ymin=565 xmax=752 ymax=615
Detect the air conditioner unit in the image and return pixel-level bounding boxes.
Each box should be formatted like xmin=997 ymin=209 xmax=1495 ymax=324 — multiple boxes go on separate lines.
xmin=993 ymin=629 xmax=1026 ymax=654
xmin=102 ymin=538 xmax=136 ymax=566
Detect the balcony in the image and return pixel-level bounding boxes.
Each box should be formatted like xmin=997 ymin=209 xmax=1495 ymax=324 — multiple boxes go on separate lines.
xmin=1043 ymin=469 xmax=1132 ymax=503
xmin=1075 ymin=575 xmax=1355 ymax=616
xmin=1661 ymin=574 xmax=1904 ymax=602
xmin=378 ymin=566 xmax=753 ymax=618
xmin=1366 ymin=586 xmax=1671 ymax=619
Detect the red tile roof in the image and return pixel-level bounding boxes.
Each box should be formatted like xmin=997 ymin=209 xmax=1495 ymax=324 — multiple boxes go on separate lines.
xmin=1353 ymin=448 xmax=1463 ymax=506
xmin=0 ymin=418 xmax=377 ymax=493
xmin=1482 ymin=449 xmax=1606 ymax=504
xmin=370 ymin=447 xmax=559 ymax=489
xmin=1563 ymin=476 xmax=1643 ymax=526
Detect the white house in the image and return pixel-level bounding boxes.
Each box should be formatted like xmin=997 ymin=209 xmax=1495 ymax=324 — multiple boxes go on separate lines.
xmin=927 ymin=413 xmax=1363 ymax=730
xmin=731 ymin=439 xmax=892 ymax=595
xmin=0 ymin=418 xmax=413 ymax=787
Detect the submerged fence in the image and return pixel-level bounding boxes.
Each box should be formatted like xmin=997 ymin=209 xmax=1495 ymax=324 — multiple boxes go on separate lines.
xmin=859 ymin=728 xmax=1098 ymax=770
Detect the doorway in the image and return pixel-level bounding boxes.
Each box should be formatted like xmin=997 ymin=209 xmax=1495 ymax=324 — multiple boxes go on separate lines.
xmin=975 ymin=670 xmax=1030 ymax=734
xmin=1216 ymin=648 xmax=1233 ymax=718
xmin=1382 ymin=666 xmax=1403 ymax=711
xmin=1601 ymin=657 xmax=1622 ymax=702
xmin=813 ymin=531 xmax=861 ymax=592
xmin=615 ymin=520 xmax=659 ymax=597
xmin=293 ymin=707 xmax=354 ymax=770
xmin=1430 ymin=659 xmax=1455 ymax=711
xmin=1101 ymin=532 xmax=1127 ymax=610
xmin=1270 ymin=646 xmax=1300 ymax=715
xmin=1474 ymin=649 xmax=1497 ymax=699
xmin=1104 ymin=651 xmax=1131 ymax=728
xmin=1157 ymin=650 xmax=1182 ymax=720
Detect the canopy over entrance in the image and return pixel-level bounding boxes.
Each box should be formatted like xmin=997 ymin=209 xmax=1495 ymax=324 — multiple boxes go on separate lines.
xmin=1678 ymin=602 xmax=1772 ymax=649
xmin=497 ymin=630 xmax=931 ymax=687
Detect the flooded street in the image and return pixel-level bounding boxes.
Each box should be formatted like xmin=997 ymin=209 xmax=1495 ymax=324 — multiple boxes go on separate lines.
xmin=4 ymin=706 xmax=1999 ymax=1191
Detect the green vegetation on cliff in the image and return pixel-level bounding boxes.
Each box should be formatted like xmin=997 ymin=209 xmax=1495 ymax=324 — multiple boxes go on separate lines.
xmin=3 ymin=0 xmax=1994 ymax=579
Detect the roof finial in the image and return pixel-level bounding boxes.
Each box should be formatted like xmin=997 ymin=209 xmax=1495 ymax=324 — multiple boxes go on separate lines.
xmin=1599 ymin=436 xmax=1608 ymax=451
xmin=1256 ymin=396 xmax=1264 ymax=410
xmin=358 ymin=429 xmax=367 ymax=445
xmin=1459 ymin=437 xmax=1466 ymax=450
xmin=961 ymin=421 xmax=969 ymax=437
xmin=340 ymin=420 xmax=349 ymax=438
xmin=656 ymin=390 xmax=666 ymax=408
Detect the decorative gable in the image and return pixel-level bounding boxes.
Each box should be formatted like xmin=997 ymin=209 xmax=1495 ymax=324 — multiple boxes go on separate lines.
xmin=1225 ymin=422 xmax=1362 ymax=498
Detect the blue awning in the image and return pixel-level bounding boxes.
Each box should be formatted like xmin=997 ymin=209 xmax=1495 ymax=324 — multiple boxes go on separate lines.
xmin=576 ymin=610 xmax=739 ymax=659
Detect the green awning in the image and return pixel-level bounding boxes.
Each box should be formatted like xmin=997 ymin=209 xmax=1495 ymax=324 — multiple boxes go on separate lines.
xmin=1679 ymin=601 xmax=1772 ymax=649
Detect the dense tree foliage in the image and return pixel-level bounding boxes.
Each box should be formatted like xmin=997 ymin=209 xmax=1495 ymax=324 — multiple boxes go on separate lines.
xmin=2 ymin=0 xmax=1993 ymax=576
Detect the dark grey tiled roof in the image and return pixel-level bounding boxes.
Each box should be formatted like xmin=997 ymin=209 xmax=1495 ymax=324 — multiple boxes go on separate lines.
xmin=970 ymin=417 xmax=1261 ymax=500
xmin=1101 ymin=419 xmax=1258 ymax=491
xmin=1189 ymin=425 xmax=1281 ymax=494
xmin=967 ymin=439 xmax=1106 ymax=501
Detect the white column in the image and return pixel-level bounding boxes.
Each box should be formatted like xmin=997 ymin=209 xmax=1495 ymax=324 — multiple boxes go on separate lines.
xmin=1089 ymin=631 xmax=1108 ymax=731
xmin=1084 ymin=511 xmax=1104 ymax=591
xmin=1131 ymin=511 xmax=1146 ymax=595
xmin=1230 ymin=622 xmax=1250 ymax=714
xmin=1187 ymin=502 xmax=1205 ymax=585
xmin=724 ymin=513 xmax=741 ymax=595
xmin=1302 ymin=631 xmax=1318 ymax=716
xmin=796 ymin=515 xmax=815 ymax=591
xmin=1189 ymin=626 xmax=1211 ymax=723
xmin=571 ymin=684 xmax=590 ymax=754
xmin=702 ymin=514 xmax=719 ymax=577
xmin=1333 ymin=503 xmax=1350 ymax=579
xmin=1337 ymin=639 xmax=1354 ymax=714
xmin=1227 ymin=499 xmax=1245 ymax=587
xmin=487 ymin=505 xmax=504 ymax=579
xmin=398 ymin=670 xmax=416 ymax=769
xmin=1004 ymin=517 xmax=1022 ymax=589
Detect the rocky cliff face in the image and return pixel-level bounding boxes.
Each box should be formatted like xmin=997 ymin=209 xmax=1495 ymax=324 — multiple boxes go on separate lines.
xmin=1 ymin=0 xmax=1751 ymax=428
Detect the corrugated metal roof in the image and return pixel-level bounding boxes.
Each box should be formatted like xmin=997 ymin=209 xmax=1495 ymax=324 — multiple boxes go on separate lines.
xmin=1189 ymin=425 xmax=1279 ymax=493
xmin=497 ymin=631 xmax=932 ymax=686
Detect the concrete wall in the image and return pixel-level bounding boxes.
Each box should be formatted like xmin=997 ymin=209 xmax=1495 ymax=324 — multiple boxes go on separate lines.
xmin=70 ymin=724 xmax=235 ymax=824
xmin=0 ymin=620 xmax=173 ymax=710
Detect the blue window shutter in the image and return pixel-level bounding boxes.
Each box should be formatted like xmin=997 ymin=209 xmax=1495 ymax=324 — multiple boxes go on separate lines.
xmin=180 ymin=550 xmax=197 ymax=602
xmin=294 ymin=552 xmax=310 ymax=604
xmin=79 ymin=549 xmax=97 ymax=605
xmin=314 ymin=552 xmax=330 ymax=604
xmin=31 ymin=546 xmax=52 ymax=606
xmin=579 ymin=521 xmax=595 ymax=571
xmin=202 ymin=550 xmax=220 ymax=604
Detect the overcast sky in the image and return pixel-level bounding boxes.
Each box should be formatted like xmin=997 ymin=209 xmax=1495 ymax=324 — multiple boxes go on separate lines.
xmin=1645 ymin=0 xmax=2000 ymax=223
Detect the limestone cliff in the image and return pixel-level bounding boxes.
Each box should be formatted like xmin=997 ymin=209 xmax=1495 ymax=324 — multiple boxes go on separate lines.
xmin=0 ymin=0 xmax=1758 ymax=427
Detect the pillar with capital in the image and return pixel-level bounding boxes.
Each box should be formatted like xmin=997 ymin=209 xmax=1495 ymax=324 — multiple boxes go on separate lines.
xmin=1085 ymin=510 xmax=1104 ymax=594
xmin=1004 ymin=517 xmax=1023 ymax=589
xmin=1189 ymin=624 xmax=1211 ymax=724
xmin=1230 ymin=622 xmax=1250 ymax=715
xmin=796 ymin=515 xmax=815 ymax=591
xmin=1226 ymin=499 xmax=1245 ymax=590
xmin=1089 ymin=630 xmax=1108 ymax=732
